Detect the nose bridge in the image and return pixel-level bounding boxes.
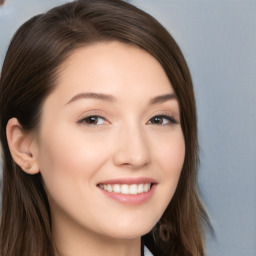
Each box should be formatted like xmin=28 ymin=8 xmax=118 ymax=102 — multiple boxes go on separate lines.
xmin=113 ymin=120 xmax=150 ymax=168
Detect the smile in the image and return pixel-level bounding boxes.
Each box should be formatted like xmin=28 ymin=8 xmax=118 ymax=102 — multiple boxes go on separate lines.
xmin=99 ymin=183 xmax=151 ymax=195
xmin=97 ymin=177 xmax=157 ymax=205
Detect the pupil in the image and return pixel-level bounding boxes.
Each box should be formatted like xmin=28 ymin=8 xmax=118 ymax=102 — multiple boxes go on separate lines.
xmin=153 ymin=117 xmax=162 ymax=124
xmin=88 ymin=116 xmax=97 ymax=124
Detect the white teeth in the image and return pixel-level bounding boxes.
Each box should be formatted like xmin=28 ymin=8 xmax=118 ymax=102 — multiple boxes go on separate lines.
xmin=121 ymin=184 xmax=129 ymax=194
xmin=144 ymin=183 xmax=150 ymax=192
xmin=129 ymin=184 xmax=137 ymax=194
xmin=107 ymin=184 xmax=112 ymax=192
xmin=138 ymin=184 xmax=144 ymax=194
xmin=99 ymin=183 xmax=152 ymax=194
xmin=113 ymin=184 xmax=121 ymax=193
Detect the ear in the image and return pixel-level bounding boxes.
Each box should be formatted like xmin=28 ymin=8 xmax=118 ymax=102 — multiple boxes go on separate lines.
xmin=6 ymin=118 xmax=40 ymax=175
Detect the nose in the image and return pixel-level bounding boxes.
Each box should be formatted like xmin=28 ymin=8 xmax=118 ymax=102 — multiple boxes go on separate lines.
xmin=112 ymin=123 xmax=151 ymax=169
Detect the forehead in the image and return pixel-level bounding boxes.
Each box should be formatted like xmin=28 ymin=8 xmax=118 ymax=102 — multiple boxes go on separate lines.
xmin=55 ymin=41 xmax=173 ymax=94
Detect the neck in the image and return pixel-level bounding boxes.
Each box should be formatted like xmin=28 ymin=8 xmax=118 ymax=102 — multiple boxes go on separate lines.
xmin=52 ymin=216 xmax=142 ymax=256
xmin=54 ymin=233 xmax=141 ymax=256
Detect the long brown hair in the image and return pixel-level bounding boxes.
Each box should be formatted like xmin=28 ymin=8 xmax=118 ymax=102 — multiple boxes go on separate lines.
xmin=0 ymin=0 xmax=209 ymax=255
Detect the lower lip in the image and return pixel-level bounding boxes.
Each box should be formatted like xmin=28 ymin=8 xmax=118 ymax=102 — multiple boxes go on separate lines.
xmin=98 ymin=184 xmax=157 ymax=205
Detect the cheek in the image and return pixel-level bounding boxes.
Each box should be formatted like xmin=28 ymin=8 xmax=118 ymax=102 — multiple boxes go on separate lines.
xmin=36 ymin=125 xmax=110 ymax=195
xmin=155 ymin=131 xmax=185 ymax=175
xmin=36 ymin=126 xmax=113 ymax=227
xmin=152 ymin=130 xmax=185 ymax=198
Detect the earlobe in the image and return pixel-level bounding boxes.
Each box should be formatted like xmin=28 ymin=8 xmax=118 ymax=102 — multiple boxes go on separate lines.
xmin=6 ymin=118 xmax=40 ymax=175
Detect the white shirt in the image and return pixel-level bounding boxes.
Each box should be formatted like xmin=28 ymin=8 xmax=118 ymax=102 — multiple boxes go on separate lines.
xmin=144 ymin=246 xmax=153 ymax=256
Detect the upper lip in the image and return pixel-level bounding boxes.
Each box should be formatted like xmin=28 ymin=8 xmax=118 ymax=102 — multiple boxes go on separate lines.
xmin=97 ymin=177 xmax=158 ymax=185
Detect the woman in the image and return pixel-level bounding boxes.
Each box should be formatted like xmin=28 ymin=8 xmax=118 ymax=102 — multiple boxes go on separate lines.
xmin=0 ymin=0 xmax=209 ymax=255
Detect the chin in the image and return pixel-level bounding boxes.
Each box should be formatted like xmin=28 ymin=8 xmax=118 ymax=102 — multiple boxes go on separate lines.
xmin=100 ymin=220 xmax=155 ymax=240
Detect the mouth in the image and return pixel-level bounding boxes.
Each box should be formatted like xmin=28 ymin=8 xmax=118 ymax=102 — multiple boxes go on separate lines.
xmin=98 ymin=183 xmax=153 ymax=195
xmin=97 ymin=177 xmax=157 ymax=205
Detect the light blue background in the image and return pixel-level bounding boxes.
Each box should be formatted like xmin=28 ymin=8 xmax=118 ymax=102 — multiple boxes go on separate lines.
xmin=1 ymin=1 xmax=256 ymax=255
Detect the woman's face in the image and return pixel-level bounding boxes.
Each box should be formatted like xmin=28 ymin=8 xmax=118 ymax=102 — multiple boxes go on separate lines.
xmin=33 ymin=41 xmax=185 ymax=241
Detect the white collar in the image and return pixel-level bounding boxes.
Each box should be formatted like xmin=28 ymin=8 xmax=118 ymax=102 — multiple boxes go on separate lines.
xmin=144 ymin=246 xmax=153 ymax=256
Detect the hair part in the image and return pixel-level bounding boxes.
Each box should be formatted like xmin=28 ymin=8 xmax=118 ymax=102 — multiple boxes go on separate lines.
xmin=0 ymin=1 xmax=209 ymax=255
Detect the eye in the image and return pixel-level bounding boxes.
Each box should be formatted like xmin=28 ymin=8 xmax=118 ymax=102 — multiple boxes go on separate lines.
xmin=78 ymin=115 xmax=107 ymax=125
xmin=148 ymin=115 xmax=178 ymax=125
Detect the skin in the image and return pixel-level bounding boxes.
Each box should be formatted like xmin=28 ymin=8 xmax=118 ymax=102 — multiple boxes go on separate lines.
xmin=7 ymin=41 xmax=185 ymax=256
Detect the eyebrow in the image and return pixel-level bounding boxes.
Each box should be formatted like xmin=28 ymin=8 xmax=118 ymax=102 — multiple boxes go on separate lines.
xmin=65 ymin=92 xmax=177 ymax=106
xmin=149 ymin=93 xmax=177 ymax=104
xmin=65 ymin=92 xmax=116 ymax=105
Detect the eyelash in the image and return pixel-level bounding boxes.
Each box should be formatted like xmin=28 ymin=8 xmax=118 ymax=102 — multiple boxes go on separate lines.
xmin=147 ymin=115 xmax=178 ymax=125
xmin=77 ymin=114 xmax=178 ymax=126
xmin=77 ymin=115 xmax=107 ymax=126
